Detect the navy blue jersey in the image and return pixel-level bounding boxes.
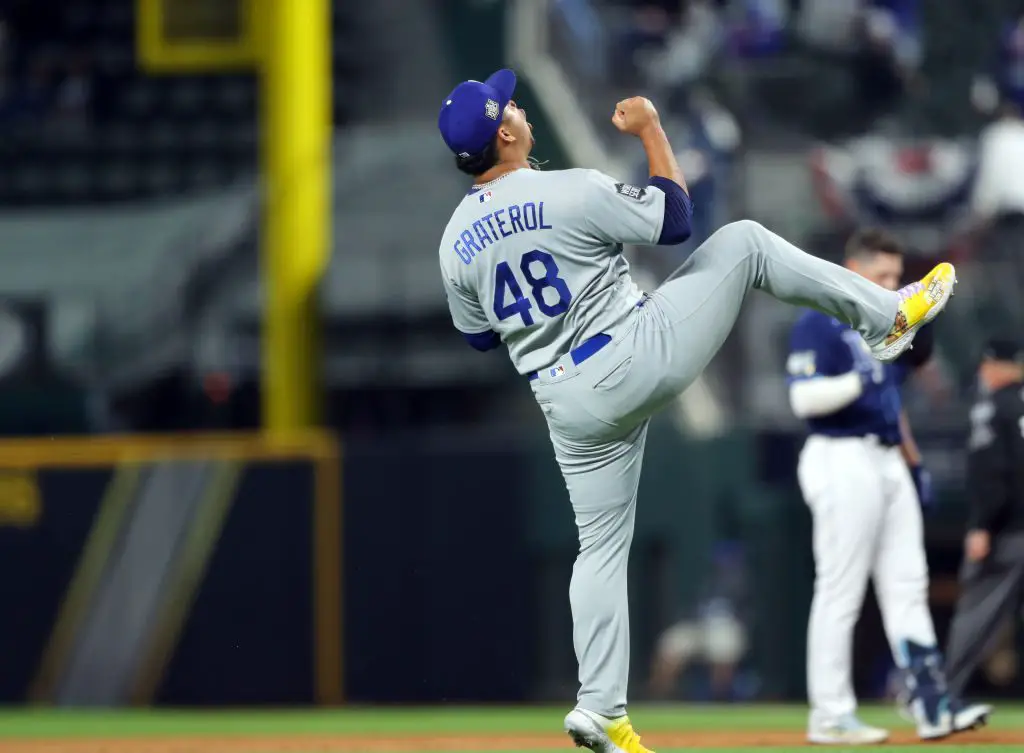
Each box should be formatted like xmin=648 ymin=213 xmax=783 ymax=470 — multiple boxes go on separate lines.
xmin=787 ymin=309 xmax=908 ymax=443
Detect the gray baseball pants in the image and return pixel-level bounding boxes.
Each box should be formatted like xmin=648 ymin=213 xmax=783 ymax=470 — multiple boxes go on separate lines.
xmin=530 ymin=220 xmax=899 ymax=718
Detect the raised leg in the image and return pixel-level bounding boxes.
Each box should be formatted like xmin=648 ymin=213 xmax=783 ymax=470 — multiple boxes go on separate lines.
xmin=644 ymin=221 xmax=898 ymax=400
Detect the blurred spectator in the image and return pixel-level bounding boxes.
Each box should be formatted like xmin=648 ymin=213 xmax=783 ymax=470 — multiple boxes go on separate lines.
xmin=1002 ymin=14 xmax=1024 ymax=109
xmin=612 ymin=0 xmax=685 ymax=88
xmin=554 ymin=0 xmax=609 ymax=83
xmin=796 ymin=0 xmax=919 ymax=64
xmin=724 ymin=0 xmax=789 ymax=59
xmin=958 ymin=13 xmax=1024 ymax=344
xmin=612 ymin=0 xmax=730 ymax=94
xmin=0 ymin=15 xmax=10 ymax=116
xmin=10 ymin=52 xmax=55 ymax=125
xmin=794 ymin=0 xmax=863 ymax=54
xmin=969 ymin=10 xmax=1024 ymax=308
xmin=792 ymin=0 xmax=920 ymax=134
xmin=970 ymin=100 xmax=1024 ymax=227
xmin=967 ymin=96 xmax=1024 ymax=335
xmin=973 ymin=13 xmax=1024 ymax=118
xmin=864 ymin=1 xmax=921 ymax=72
xmin=53 ymin=51 xmax=93 ymax=129
xmin=648 ymin=540 xmax=754 ymax=701
xmin=642 ymin=0 xmax=724 ymax=95
xmin=852 ymin=0 xmax=921 ymax=126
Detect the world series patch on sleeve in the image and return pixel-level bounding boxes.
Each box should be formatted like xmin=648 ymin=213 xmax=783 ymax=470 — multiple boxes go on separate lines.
xmin=615 ymin=183 xmax=647 ymax=201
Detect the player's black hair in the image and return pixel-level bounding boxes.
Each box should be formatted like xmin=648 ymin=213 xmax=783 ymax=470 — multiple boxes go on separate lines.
xmin=844 ymin=227 xmax=903 ymax=261
xmin=455 ymin=135 xmax=545 ymax=178
xmin=455 ymin=136 xmax=500 ymax=177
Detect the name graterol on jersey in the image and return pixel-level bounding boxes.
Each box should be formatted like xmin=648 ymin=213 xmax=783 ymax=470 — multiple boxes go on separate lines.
xmin=453 ymin=199 xmax=552 ymax=265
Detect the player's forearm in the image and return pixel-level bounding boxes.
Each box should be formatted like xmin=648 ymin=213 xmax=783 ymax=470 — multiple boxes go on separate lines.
xmin=639 ymin=124 xmax=687 ymax=194
xmin=788 ymin=373 xmax=863 ymax=419
xmin=898 ymin=409 xmax=922 ymax=465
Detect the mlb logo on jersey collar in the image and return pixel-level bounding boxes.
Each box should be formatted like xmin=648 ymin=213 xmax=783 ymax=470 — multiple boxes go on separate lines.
xmin=550 ymin=365 xmax=566 ymax=378
xmin=480 ymin=190 xmax=493 ymax=203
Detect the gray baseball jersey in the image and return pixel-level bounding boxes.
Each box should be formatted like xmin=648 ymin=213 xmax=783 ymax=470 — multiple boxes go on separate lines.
xmin=438 ymin=167 xmax=667 ymax=374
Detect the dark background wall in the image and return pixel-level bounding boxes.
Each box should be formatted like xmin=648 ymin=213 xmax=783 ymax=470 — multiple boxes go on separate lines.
xmin=0 ymin=422 xmax=1018 ymax=707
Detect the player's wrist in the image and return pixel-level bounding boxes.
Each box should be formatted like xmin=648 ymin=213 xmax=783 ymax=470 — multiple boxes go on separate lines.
xmin=637 ymin=122 xmax=666 ymax=142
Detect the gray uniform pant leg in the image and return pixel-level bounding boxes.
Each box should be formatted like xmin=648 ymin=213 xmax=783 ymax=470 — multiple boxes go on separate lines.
xmin=945 ymin=533 xmax=1024 ymax=698
xmin=645 ymin=220 xmax=898 ymax=396
xmin=543 ymin=416 xmax=649 ymax=719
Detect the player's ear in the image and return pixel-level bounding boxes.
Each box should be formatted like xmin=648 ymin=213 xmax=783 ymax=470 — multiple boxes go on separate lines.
xmin=497 ymin=125 xmax=516 ymax=146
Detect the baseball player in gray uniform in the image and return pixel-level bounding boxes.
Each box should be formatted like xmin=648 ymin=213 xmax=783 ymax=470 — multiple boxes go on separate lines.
xmin=436 ymin=69 xmax=957 ymax=753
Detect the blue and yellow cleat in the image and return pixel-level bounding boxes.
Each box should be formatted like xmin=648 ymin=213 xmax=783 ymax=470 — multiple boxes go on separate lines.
xmin=872 ymin=262 xmax=956 ymax=362
xmin=564 ymin=708 xmax=655 ymax=753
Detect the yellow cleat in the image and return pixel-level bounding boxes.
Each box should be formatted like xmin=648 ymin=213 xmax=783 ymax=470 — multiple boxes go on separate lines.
xmin=564 ymin=709 xmax=655 ymax=753
xmin=871 ymin=261 xmax=956 ymax=362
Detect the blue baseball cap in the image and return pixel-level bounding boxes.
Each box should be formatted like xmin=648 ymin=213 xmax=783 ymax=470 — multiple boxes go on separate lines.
xmin=438 ymin=69 xmax=517 ymax=158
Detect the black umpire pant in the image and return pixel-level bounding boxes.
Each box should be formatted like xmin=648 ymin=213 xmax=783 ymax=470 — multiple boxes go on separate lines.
xmin=944 ymin=531 xmax=1024 ymax=697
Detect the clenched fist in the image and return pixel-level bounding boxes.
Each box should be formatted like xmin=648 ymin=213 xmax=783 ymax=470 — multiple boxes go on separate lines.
xmin=611 ymin=97 xmax=661 ymax=137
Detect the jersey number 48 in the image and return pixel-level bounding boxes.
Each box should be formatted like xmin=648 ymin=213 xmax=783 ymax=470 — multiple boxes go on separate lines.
xmin=493 ymin=250 xmax=572 ymax=326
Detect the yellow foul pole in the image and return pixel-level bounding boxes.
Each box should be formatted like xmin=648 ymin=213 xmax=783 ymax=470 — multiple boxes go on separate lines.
xmin=260 ymin=0 xmax=331 ymax=432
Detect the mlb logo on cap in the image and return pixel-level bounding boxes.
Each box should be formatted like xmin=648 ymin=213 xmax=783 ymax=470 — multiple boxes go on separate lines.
xmin=550 ymin=365 xmax=565 ymax=378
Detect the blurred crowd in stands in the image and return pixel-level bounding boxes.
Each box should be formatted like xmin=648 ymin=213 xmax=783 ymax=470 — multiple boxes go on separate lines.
xmin=0 ymin=1 xmax=95 ymax=131
xmin=588 ymin=0 xmax=920 ymax=134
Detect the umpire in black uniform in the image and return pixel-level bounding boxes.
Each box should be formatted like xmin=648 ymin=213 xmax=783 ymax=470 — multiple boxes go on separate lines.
xmin=944 ymin=337 xmax=1024 ymax=703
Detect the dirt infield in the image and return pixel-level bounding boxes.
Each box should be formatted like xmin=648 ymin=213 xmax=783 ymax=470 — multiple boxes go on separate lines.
xmin=1 ymin=728 xmax=1020 ymax=752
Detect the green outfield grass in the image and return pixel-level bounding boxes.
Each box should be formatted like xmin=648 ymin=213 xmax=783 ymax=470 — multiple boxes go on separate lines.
xmin=0 ymin=704 xmax=1020 ymax=752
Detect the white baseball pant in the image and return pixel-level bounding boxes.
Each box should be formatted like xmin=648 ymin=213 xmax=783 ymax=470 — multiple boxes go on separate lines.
xmin=799 ymin=434 xmax=937 ymax=722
